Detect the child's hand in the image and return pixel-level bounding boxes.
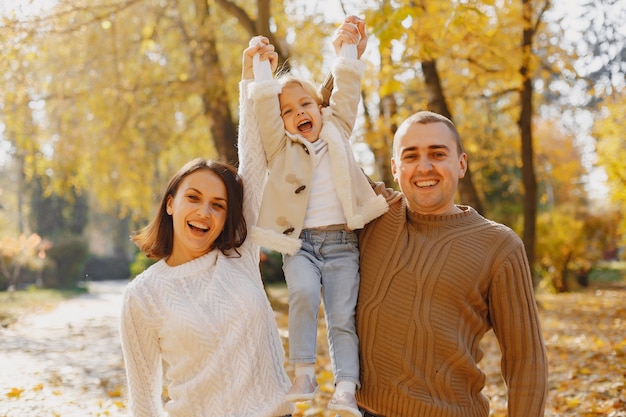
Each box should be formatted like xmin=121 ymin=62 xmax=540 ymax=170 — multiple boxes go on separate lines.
xmin=242 ymin=36 xmax=278 ymax=80
xmin=332 ymin=16 xmax=367 ymax=58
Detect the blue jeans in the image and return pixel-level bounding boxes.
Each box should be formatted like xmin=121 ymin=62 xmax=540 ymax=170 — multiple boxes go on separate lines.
xmin=283 ymin=229 xmax=360 ymax=386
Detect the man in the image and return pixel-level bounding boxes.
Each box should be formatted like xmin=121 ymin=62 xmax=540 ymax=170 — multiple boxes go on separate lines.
xmin=355 ymin=111 xmax=548 ymax=417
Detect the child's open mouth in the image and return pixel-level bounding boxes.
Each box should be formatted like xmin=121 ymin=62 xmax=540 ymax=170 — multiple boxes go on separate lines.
xmin=298 ymin=120 xmax=313 ymax=132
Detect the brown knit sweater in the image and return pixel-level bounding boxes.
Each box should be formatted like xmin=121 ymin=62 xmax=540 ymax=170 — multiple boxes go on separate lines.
xmin=356 ymin=189 xmax=548 ymax=417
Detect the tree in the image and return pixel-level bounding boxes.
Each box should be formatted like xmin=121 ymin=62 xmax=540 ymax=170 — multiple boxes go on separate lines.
xmin=0 ymin=233 xmax=45 ymax=292
xmin=2 ymin=0 xmax=621 ymax=280
xmin=361 ymin=2 xmax=486 ymax=202
xmin=533 ymin=117 xmax=602 ymax=292
xmin=190 ymin=0 xmax=238 ymax=165
xmin=29 ymin=177 xmax=88 ymax=238
xmin=0 ymin=0 xmax=336 ymax=222
xmin=594 ymin=92 xmax=626 ymax=255
xmin=363 ymin=0 xmax=398 ymax=187
xmin=518 ymin=0 xmax=551 ymax=280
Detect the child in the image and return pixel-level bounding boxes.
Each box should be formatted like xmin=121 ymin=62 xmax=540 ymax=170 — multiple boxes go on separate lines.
xmin=241 ymin=17 xmax=387 ymax=417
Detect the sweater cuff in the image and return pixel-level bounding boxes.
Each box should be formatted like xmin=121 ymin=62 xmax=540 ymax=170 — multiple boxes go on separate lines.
xmin=333 ymin=56 xmax=365 ymax=79
xmin=247 ymin=79 xmax=282 ymax=101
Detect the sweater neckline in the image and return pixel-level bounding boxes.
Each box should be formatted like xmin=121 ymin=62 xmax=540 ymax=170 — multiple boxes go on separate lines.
xmin=406 ymin=205 xmax=473 ymax=224
xmin=153 ymin=250 xmax=219 ymax=278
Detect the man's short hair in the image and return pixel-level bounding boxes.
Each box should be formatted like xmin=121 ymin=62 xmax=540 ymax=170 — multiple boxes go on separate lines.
xmin=393 ymin=111 xmax=464 ymax=157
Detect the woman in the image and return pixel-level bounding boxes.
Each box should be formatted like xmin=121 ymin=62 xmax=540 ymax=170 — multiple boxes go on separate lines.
xmin=119 ymin=157 xmax=292 ymax=417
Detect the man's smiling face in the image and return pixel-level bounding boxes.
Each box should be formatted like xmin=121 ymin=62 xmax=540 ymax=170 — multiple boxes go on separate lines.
xmin=392 ymin=121 xmax=467 ymax=216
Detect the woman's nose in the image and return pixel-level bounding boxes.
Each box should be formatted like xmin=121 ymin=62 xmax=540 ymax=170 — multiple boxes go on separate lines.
xmin=198 ymin=204 xmax=213 ymax=217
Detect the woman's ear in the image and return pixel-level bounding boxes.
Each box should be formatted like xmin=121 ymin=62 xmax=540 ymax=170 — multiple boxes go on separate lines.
xmin=166 ymin=196 xmax=173 ymax=215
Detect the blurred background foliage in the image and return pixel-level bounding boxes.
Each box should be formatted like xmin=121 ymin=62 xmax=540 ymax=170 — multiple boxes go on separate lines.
xmin=0 ymin=0 xmax=624 ymax=292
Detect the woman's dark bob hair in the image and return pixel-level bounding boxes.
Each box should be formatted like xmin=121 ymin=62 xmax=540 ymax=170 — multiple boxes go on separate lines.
xmin=131 ymin=158 xmax=246 ymax=260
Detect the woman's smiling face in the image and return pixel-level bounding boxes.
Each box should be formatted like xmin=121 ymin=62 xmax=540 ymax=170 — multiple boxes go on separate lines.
xmin=165 ymin=168 xmax=228 ymax=266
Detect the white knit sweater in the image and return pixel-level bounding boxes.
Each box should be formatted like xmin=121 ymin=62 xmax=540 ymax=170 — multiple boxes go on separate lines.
xmin=119 ymin=80 xmax=292 ymax=417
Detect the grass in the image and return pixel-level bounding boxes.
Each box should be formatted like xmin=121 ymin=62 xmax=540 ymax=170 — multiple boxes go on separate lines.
xmin=588 ymin=261 xmax=626 ymax=283
xmin=0 ymin=286 xmax=87 ymax=327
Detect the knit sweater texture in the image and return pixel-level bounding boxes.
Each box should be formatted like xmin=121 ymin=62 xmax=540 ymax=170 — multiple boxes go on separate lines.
xmin=119 ymin=80 xmax=292 ymax=417
xmin=356 ymin=188 xmax=548 ymax=417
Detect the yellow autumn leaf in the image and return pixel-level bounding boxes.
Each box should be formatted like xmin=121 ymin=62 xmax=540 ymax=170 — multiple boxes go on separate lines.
xmin=301 ymin=406 xmax=326 ymax=417
xmin=6 ymin=387 xmax=25 ymax=398
xmin=293 ymin=401 xmax=312 ymax=417
xmin=107 ymin=385 xmax=122 ymax=398
xmin=32 ymin=383 xmax=44 ymax=391
xmin=566 ymin=397 xmax=581 ymax=407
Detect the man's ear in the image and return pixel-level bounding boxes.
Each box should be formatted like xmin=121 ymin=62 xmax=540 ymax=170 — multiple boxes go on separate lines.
xmin=458 ymin=153 xmax=468 ymax=179
xmin=391 ymin=158 xmax=399 ymax=183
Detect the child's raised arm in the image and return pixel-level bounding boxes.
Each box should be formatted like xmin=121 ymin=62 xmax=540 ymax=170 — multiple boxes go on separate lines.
xmin=332 ymin=16 xmax=367 ymax=58
xmin=241 ymin=36 xmax=278 ymax=81
xmin=321 ymin=17 xmax=367 ymax=106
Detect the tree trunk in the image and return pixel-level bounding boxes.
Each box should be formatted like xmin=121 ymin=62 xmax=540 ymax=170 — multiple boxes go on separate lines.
xmin=193 ymin=0 xmax=238 ymax=166
xmin=215 ymin=0 xmax=290 ymax=69
xmin=15 ymin=153 xmax=27 ymax=235
xmin=519 ymin=0 xmax=538 ymax=284
xmin=421 ymin=59 xmax=484 ymax=214
xmin=372 ymin=10 xmax=397 ymax=187
xmin=375 ymin=94 xmax=396 ymax=187
xmin=554 ymin=252 xmax=572 ymax=293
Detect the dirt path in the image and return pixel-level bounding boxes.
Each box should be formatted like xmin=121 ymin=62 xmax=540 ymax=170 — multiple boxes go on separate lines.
xmin=2 ymin=281 xmax=624 ymax=417
xmin=0 ymin=281 xmax=129 ymax=417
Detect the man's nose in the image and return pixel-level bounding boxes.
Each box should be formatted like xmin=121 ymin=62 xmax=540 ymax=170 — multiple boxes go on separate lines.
xmin=416 ymin=157 xmax=433 ymax=172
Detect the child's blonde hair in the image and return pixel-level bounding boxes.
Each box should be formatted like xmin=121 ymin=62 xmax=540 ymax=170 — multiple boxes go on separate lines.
xmin=277 ymin=74 xmax=323 ymax=106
